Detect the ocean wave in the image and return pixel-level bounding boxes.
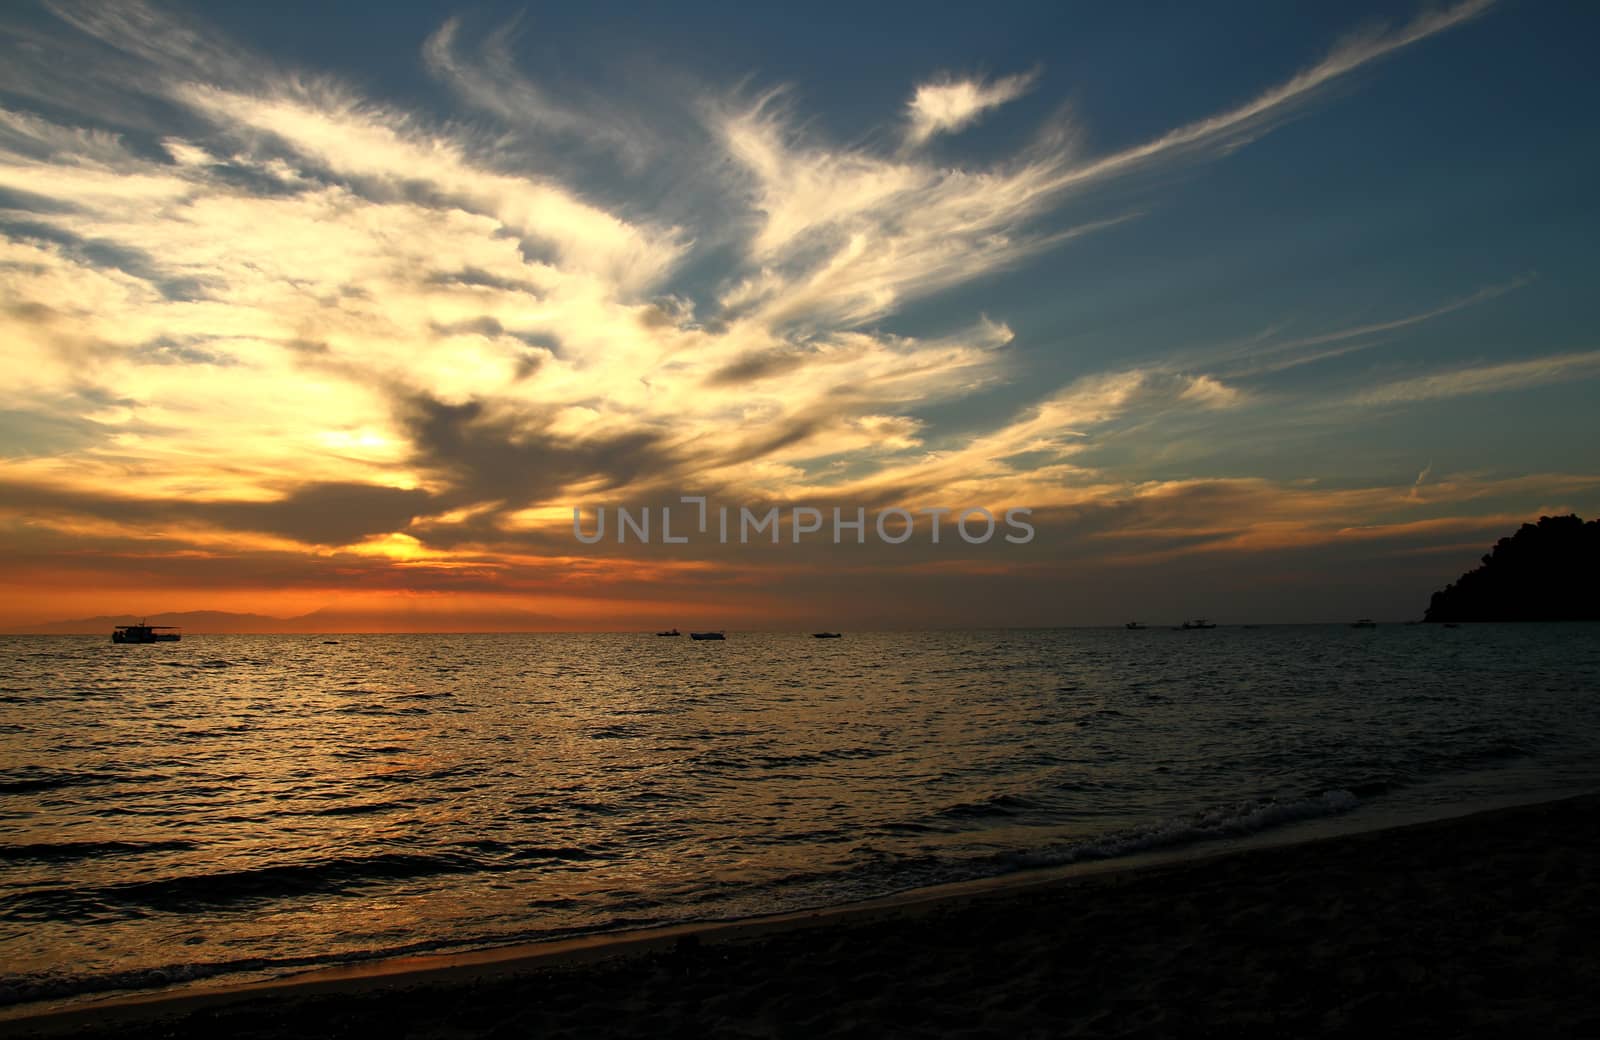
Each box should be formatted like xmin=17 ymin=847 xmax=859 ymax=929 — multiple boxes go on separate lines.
xmin=936 ymin=792 xmax=1045 ymax=820
xmin=0 ymin=839 xmax=198 ymax=863
xmin=1010 ymin=789 xmax=1360 ymax=871
xmin=0 ymin=851 xmax=488 ymax=920
xmin=0 ymin=769 xmax=122 ymax=796
xmin=1303 ymin=738 xmax=1538 ymax=801
xmin=1 ymin=627 xmax=1595 ymax=1017
xmin=751 ymin=746 xmax=889 ymax=769
xmin=0 ymin=935 xmax=451 ymax=1010
xmin=587 ymin=724 xmax=646 ymax=740
xmin=300 ymin=799 xmax=409 ymax=817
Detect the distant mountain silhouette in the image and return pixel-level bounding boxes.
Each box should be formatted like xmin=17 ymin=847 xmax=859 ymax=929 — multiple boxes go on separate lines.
xmin=284 ymin=607 xmax=562 ymax=633
xmin=1424 ymin=514 xmax=1600 ymax=622
xmin=11 ymin=611 xmax=292 ymax=634
xmin=8 ymin=607 xmax=562 ymax=634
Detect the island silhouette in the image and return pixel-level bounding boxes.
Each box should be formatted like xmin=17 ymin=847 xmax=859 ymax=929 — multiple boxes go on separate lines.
xmin=1424 ymin=514 xmax=1600 ymax=622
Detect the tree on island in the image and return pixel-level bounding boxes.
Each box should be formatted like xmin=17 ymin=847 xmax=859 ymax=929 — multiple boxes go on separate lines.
xmin=1424 ymin=514 xmax=1600 ymax=622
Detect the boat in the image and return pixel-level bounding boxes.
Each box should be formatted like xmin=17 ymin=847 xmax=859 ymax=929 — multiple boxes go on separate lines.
xmin=656 ymin=628 xmax=680 ymax=636
xmin=1124 ymin=622 xmax=1146 ymax=630
xmin=1350 ymin=618 xmax=1377 ymax=629
xmin=111 ymin=621 xmax=181 ymax=643
xmin=689 ymin=631 xmax=725 ymax=640
xmin=812 ymin=632 xmax=842 ymax=638
xmin=1180 ymin=618 xmax=1215 ymax=630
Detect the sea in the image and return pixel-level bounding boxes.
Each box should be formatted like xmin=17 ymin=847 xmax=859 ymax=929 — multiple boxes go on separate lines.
xmin=2 ymin=625 xmax=1598 ymax=1012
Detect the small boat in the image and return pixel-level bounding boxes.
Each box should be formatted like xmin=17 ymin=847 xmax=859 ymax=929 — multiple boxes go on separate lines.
xmin=112 ymin=621 xmax=181 ymax=644
xmin=656 ymin=628 xmax=680 ymax=637
xmin=689 ymin=631 xmax=725 ymax=640
xmin=1180 ymin=618 xmax=1215 ymax=630
xmin=1350 ymin=618 xmax=1377 ymax=629
xmin=1442 ymin=622 xmax=1461 ymax=629
xmin=1124 ymin=622 xmax=1146 ymax=630
xmin=812 ymin=632 xmax=842 ymax=639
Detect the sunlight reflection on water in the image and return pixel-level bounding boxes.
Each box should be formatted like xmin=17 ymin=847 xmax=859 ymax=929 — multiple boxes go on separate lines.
xmin=2 ymin=624 xmax=1598 ymax=1005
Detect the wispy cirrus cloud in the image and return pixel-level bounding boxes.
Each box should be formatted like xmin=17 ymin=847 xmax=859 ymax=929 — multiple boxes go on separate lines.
xmin=1201 ymin=275 xmax=1535 ymax=379
xmin=1356 ymin=351 xmax=1600 ymax=406
xmin=903 ymin=70 xmax=1038 ymax=147
xmin=4 ymin=0 xmax=1574 ymax=630
xmin=711 ymin=0 xmax=1496 ymax=336
xmin=1409 ymin=461 xmax=1433 ymax=500
xmin=172 ymin=83 xmax=689 ymax=294
xmin=1037 ymin=0 xmax=1497 ymax=193
xmin=421 ymin=14 xmax=679 ymax=173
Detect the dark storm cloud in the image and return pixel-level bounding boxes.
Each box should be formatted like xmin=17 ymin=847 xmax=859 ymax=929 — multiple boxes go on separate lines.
xmin=431 ymin=316 xmax=506 ymax=338
xmin=427 ymin=316 xmax=560 ymax=365
xmin=400 ymin=393 xmax=681 ymax=508
xmin=202 ymin=483 xmax=435 ymax=545
xmin=1 ymin=219 xmax=213 ymax=300
xmin=0 ymin=479 xmax=435 ymax=546
xmin=4 ymin=299 xmax=59 ymax=322
xmin=131 ymin=336 xmax=238 ymax=366
xmin=0 ymin=406 xmax=109 ymax=456
xmin=509 ymin=330 xmax=562 ymax=355
xmin=0 ymin=185 xmax=80 ymax=215
xmin=513 ymin=352 xmax=544 ymax=381
xmin=202 ymin=159 xmax=313 ymax=198
xmin=422 ymin=267 xmax=543 ymax=296
xmin=704 ymin=348 xmax=813 ymax=387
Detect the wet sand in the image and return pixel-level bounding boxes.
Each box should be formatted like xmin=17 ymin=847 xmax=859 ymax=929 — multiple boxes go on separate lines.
xmin=8 ymin=794 xmax=1600 ymax=1038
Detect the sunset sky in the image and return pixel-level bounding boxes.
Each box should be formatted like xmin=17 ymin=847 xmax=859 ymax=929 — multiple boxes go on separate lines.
xmin=2 ymin=0 xmax=1597 ymax=630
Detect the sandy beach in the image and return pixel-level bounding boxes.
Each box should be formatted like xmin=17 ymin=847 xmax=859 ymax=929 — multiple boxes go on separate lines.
xmin=5 ymin=794 xmax=1598 ymax=1038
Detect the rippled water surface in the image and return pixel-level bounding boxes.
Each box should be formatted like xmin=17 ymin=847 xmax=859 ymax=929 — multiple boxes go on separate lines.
xmin=2 ymin=625 xmax=1598 ymax=1006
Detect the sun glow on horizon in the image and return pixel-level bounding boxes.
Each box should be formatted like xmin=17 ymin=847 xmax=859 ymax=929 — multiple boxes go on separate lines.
xmin=1 ymin=0 xmax=1596 ymax=628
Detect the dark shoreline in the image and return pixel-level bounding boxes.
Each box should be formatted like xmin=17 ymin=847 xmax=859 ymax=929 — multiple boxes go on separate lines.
xmin=7 ymin=792 xmax=1599 ymax=1038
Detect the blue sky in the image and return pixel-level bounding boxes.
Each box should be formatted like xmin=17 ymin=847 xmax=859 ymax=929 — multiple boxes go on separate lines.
xmin=0 ymin=0 xmax=1596 ymax=628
